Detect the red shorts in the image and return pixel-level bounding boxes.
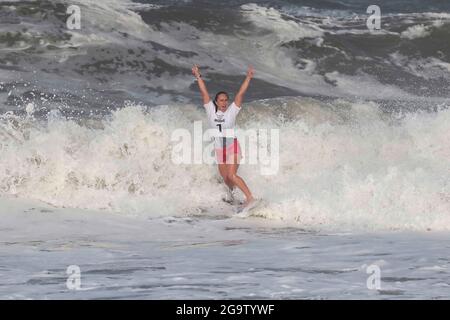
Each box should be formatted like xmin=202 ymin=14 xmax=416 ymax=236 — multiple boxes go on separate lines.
xmin=215 ymin=138 xmax=241 ymax=164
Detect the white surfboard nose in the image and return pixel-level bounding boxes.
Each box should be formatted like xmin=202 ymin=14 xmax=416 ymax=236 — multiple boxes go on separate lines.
xmin=234 ymin=199 xmax=261 ymax=217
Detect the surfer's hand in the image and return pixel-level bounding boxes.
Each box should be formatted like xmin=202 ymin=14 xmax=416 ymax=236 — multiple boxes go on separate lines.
xmin=246 ymin=65 xmax=254 ymax=79
xmin=192 ymin=64 xmax=201 ymax=78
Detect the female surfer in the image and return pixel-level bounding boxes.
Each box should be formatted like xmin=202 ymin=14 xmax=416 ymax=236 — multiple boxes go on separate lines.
xmin=192 ymin=64 xmax=256 ymax=210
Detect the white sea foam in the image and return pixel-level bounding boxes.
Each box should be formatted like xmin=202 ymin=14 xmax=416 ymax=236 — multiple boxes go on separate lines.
xmin=390 ymin=52 xmax=450 ymax=80
xmin=401 ymin=24 xmax=431 ymax=39
xmin=1 ymin=98 xmax=449 ymax=231
xmin=240 ymin=3 xmax=323 ymax=41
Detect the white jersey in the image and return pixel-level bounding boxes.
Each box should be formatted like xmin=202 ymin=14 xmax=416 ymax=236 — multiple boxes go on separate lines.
xmin=204 ymin=100 xmax=241 ymax=147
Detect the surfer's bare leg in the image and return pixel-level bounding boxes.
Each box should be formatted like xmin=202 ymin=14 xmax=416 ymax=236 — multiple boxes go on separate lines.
xmin=227 ymin=153 xmax=254 ymax=205
xmin=218 ymin=163 xmax=234 ymax=189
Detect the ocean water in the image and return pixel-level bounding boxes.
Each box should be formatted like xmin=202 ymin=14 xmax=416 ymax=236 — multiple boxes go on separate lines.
xmin=1 ymin=196 xmax=449 ymax=299
xmin=0 ymin=0 xmax=449 ymax=299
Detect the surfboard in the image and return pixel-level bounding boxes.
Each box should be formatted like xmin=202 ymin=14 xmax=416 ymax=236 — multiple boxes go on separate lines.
xmin=186 ymin=203 xmax=234 ymax=220
xmin=187 ymin=198 xmax=264 ymax=220
xmin=234 ymin=199 xmax=263 ymax=218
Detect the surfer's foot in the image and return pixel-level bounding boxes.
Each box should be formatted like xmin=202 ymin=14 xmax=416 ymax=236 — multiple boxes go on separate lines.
xmin=236 ymin=197 xmax=259 ymax=214
xmin=242 ymin=196 xmax=255 ymax=207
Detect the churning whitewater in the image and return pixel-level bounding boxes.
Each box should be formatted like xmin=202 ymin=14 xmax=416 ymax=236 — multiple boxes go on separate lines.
xmin=0 ymin=0 xmax=449 ymax=230
xmin=1 ymin=97 xmax=449 ymax=231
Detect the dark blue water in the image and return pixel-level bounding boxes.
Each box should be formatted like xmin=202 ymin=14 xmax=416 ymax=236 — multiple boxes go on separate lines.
xmin=134 ymin=0 xmax=450 ymax=14
xmin=0 ymin=0 xmax=449 ymax=117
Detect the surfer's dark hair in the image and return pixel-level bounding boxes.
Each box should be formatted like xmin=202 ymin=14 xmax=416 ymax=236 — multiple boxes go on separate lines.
xmin=214 ymin=91 xmax=229 ymax=102
xmin=213 ymin=91 xmax=229 ymax=113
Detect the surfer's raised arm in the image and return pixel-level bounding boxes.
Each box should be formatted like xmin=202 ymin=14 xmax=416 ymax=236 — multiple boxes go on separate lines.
xmin=192 ymin=64 xmax=210 ymax=105
xmin=234 ymin=65 xmax=254 ymax=108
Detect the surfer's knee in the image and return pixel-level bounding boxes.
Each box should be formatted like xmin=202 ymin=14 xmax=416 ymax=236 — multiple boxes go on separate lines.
xmin=227 ymin=173 xmax=239 ymax=183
